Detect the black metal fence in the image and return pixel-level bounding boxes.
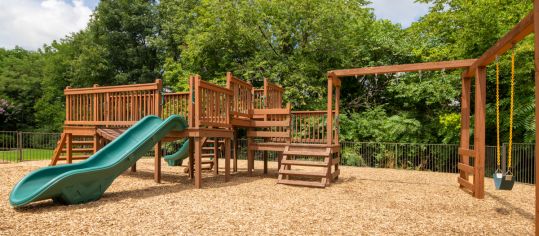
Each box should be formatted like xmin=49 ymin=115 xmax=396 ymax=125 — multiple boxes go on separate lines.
xmin=0 ymin=131 xmax=535 ymax=184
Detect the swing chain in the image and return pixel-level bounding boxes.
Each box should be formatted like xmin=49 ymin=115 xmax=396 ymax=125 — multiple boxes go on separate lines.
xmin=507 ymin=48 xmax=516 ymax=171
xmin=495 ymin=56 xmax=501 ymax=171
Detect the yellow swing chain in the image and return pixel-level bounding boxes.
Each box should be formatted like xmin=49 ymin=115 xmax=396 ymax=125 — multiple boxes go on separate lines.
xmin=495 ymin=58 xmax=501 ymax=170
xmin=508 ymin=49 xmax=515 ymax=173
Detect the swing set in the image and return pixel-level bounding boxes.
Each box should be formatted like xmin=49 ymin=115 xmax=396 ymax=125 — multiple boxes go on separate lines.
xmin=328 ymin=0 xmax=539 ymax=233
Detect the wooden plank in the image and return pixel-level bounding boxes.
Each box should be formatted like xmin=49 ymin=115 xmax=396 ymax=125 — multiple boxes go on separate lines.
xmin=252 ymin=108 xmax=290 ymax=115
xmin=463 ymin=11 xmax=534 ymax=78
xmin=279 ymin=169 xmax=327 ymax=177
xmin=457 ymin=163 xmax=474 ymax=174
xmin=330 ymin=59 xmax=477 ymax=77
xmin=49 ymin=133 xmax=66 ymax=166
xmin=247 ymin=131 xmax=290 ymax=138
xmin=277 ymin=179 xmax=326 ymax=188
xmin=252 ymin=120 xmax=290 ymax=127
xmin=281 ymin=159 xmax=327 ymax=167
xmin=64 ymin=82 xmax=159 ymax=95
xmin=458 ymin=148 xmax=476 ymax=157
xmin=457 ymin=177 xmax=474 ymax=192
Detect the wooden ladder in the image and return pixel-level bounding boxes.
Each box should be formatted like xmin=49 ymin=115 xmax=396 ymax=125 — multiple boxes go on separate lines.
xmin=49 ymin=133 xmax=96 ymax=166
xmin=277 ymin=145 xmax=334 ymax=188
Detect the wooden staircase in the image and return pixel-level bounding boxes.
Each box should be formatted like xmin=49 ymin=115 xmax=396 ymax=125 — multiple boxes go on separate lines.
xmin=277 ymin=145 xmax=339 ymax=188
xmin=49 ymin=133 xmax=97 ymax=165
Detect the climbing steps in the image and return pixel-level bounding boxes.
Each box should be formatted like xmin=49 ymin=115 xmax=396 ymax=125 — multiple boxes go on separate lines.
xmin=277 ymin=145 xmax=339 ymax=188
xmin=50 ymin=133 xmax=96 ymax=165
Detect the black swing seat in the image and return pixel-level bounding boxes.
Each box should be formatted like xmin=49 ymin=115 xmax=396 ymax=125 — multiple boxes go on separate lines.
xmin=493 ymin=172 xmax=515 ymax=190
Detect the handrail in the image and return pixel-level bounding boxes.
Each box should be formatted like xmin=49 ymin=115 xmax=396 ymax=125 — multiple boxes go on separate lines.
xmin=64 ymin=82 xmax=159 ymax=95
xmin=64 ymin=80 xmax=162 ymax=127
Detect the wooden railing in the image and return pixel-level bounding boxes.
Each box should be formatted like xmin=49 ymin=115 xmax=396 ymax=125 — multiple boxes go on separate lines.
xmin=265 ymin=79 xmax=284 ymax=109
xmin=291 ymin=110 xmax=337 ymax=144
xmin=163 ymin=92 xmax=190 ymax=119
xmin=253 ymin=89 xmax=265 ymax=109
xmin=226 ymin=72 xmax=253 ymax=119
xmin=64 ymin=80 xmax=162 ymax=126
xmin=192 ymin=75 xmax=233 ymax=129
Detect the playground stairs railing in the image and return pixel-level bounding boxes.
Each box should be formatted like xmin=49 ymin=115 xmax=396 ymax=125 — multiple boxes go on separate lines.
xmin=64 ymin=80 xmax=162 ymax=127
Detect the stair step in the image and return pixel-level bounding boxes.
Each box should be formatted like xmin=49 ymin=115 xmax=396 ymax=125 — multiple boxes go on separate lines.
xmin=279 ymin=169 xmax=327 ymax=177
xmin=277 ymin=179 xmax=326 ymax=188
xmin=283 ymin=150 xmax=329 ymax=157
xmin=59 ymin=155 xmax=90 ymax=160
xmin=281 ymin=159 xmax=328 ymax=167
xmin=62 ymin=148 xmax=94 ymax=152
xmin=72 ymin=141 xmax=94 ymax=145
xmin=202 ymin=154 xmax=215 ymax=157
xmin=202 ymin=147 xmax=221 ymax=150
xmin=201 ymin=160 xmax=214 ymax=164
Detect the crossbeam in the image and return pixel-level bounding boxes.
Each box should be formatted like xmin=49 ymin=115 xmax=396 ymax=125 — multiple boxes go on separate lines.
xmin=463 ymin=11 xmax=534 ymax=78
xmin=329 ymin=59 xmax=477 ymax=77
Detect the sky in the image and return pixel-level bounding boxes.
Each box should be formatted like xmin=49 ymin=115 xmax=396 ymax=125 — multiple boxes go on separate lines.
xmin=0 ymin=0 xmax=432 ymax=51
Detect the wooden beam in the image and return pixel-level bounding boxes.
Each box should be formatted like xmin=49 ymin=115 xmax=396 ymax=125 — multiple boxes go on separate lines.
xmin=533 ymin=1 xmax=539 ymax=234
xmin=330 ymin=59 xmax=477 ymax=77
xmin=464 ymin=11 xmax=534 ymax=78
xmin=473 ymin=66 xmax=487 ymax=199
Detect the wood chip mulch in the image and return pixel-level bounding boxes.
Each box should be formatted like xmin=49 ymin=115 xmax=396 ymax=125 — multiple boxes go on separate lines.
xmin=0 ymin=159 xmax=534 ymax=235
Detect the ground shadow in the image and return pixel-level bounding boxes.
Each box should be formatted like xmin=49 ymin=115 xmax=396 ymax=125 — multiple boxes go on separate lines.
xmin=486 ymin=192 xmax=535 ymax=221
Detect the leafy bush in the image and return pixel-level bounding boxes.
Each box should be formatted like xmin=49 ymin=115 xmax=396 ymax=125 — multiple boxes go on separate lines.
xmin=341 ymin=145 xmax=365 ymax=167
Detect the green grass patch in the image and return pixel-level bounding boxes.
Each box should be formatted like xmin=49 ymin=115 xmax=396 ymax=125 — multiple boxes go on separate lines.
xmin=0 ymin=149 xmax=54 ymax=162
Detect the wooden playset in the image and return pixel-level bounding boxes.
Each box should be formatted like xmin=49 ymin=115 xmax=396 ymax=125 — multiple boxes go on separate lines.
xmin=43 ymin=0 xmax=539 ymax=231
xmin=49 ymin=72 xmax=341 ymax=188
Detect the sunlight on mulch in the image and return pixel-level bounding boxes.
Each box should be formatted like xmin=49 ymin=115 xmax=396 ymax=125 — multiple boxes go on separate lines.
xmin=0 ymin=159 xmax=534 ymax=235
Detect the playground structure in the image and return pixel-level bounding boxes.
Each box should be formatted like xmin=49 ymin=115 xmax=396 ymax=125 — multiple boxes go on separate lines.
xmin=326 ymin=1 xmax=539 ymax=233
xmin=7 ymin=2 xmax=539 ymax=233
xmin=47 ymin=72 xmax=341 ymax=189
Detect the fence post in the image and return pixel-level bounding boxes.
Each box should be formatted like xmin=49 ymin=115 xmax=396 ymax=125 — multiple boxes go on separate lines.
xmin=17 ymin=131 xmax=22 ymax=162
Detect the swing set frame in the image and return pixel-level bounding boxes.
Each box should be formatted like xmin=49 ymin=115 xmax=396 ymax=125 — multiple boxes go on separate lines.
xmin=329 ymin=1 xmax=539 ymax=233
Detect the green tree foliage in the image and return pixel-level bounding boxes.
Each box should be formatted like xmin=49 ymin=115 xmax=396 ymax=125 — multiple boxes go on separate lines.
xmin=0 ymin=0 xmax=536 ymax=145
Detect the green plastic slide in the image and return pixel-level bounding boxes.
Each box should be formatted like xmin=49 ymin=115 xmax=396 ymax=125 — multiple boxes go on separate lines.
xmin=164 ymin=139 xmax=190 ymax=166
xmin=9 ymin=115 xmax=188 ymax=207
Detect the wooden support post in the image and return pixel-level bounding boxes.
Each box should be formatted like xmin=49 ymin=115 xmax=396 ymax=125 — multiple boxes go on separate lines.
xmin=533 ymin=0 xmax=539 ymax=233
xmin=213 ymin=138 xmax=219 ymax=175
xmin=326 ymin=73 xmax=334 ymax=145
xmin=189 ymin=137 xmax=195 ymax=179
xmin=194 ymin=137 xmax=202 ymax=188
xmin=225 ymin=138 xmax=231 ymax=182
xmin=278 ymin=152 xmax=283 ymax=171
xmin=131 ymin=162 xmax=137 ymax=172
xmin=154 ymin=142 xmax=161 ymax=183
xmin=473 ymin=66 xmax=486 ymax=199
xmin=233 ymin=131 xmax=238 ymax=173
xmin=263 ymin=151 xmax=268 ymax=174
xmin=459 ymin=76 xmax=472 ymax=185
xmin=66 ymin=133 xmax=72 ymax=164
xmin=247 ymin=137 xmax=254 ymax=175
xmin=17 ymin=131 xmax=22 ymax=162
